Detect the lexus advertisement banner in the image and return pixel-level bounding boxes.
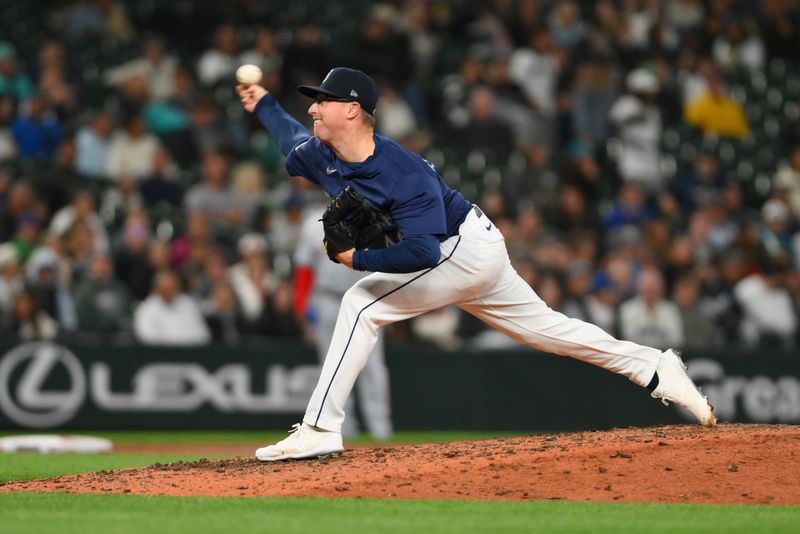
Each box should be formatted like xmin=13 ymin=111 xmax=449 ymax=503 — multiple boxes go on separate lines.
xmin=0 ymin=342 xmax=798 ymax=430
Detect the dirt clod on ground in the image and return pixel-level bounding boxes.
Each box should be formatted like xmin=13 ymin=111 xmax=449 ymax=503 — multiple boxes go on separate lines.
xmin=3 ymin=424 xmax=798 ymax=504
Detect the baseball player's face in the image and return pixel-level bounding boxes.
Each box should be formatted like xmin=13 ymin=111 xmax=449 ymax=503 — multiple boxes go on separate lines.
xmin=309 ymin=96 xmax=351 ymax=142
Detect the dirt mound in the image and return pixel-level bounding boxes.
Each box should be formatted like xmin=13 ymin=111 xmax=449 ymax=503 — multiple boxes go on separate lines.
xmin=3 ymin=424 xmax=798 ymax=504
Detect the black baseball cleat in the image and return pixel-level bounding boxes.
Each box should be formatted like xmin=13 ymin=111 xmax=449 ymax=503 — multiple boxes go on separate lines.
xmin=651 ymin=349 xmax=717 ymax=426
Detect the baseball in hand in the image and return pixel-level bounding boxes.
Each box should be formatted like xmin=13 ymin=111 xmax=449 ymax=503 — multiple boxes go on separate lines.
xmin=236 ymin=64 xmax=262 ymax=85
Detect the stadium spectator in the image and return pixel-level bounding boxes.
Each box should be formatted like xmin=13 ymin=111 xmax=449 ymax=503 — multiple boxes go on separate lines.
xmin=49 ymin=189 xmax=110 ymax=252
xmin=712 ymin=19 xmax=765 ymax=73
xmin=574 ymin=271 xmax=620 ymax=336
xmin=0 ymin=180 xmax=34 ymax=242
xmin=0 ymin=42 xmax=34 ymax=101
xmin=239 ymin=27 xmax=283 ymax=81
xmin=266 ymin=191 xmax=305 ymax=262
xmin=228 ymin=232 xmax=275 ymax=325
xmin=104 ymin=36 xmax=178 ymax=101
xmin=375 ymin=81 xmax=417 ymax=142
xmin=548 ymin=0 xmax=587 ymax=50
xmin=758 ymin=0 xmax=797 ymax=60
xmin=75 ymin=111 xmax=113 ymax=179
xmin=570 ymin=51 xmax=618 ymax=146
xmin=30 ymin=138 xmax=86 ymax=217
xmin=106 ymin=114 xmax=160 ymax=181
xmin=773 ymin=145 xmax=800 ymax=217
xmin=671 ymin=152 xmax=725 ymax=211
xmin=3 ymin=289 xmax=58 ymax=340
xmin=192 ymin=249 xmax=229 ymax=301
xmin=202 ymin=279 xmax=245 ymax=344
xmin=170 ymin=210 xmax=212 ymax=271
xmin=758 ymin=199 xmax=797 ymax=266
xmin=453 ymin=86 xmax=515 ymax=155
xmin=440 ymin=54 xmax=484 ymax=130
xmin=0 ymin=95 xmax=16 ymax=161
xmin=280 ymin=23 xmax=331 ymax=90
xmin=557 ymin=139 xmax=600 ymax=201
xmin=24 ymin=244 xmax=77 ymax=332
xmin=184 ymin=150 xmax=253 ymax=231
xmin=698 ymin=250 xmax=745 ymax=343
xmin=74 ymin=252 xmax=132 ymax=338
xmin=608 ymin=68 xmax=663 ymax=192
xmin=10 ymin=211 xmax=42 ymax=264
xmin=0 ymin=243 xmax=23 ymax=328
xmin=602 ymin=183 xmax=655 ymax=232
xmin=509 ymin=29 xmax=560 ymax=118
xmin=113 ymin=214 xmax=154 ymax=300
xmin=734 ymin=259 xmax=798 ymax=348
xmin=262 ymin=280 xmax=302 ymax=339
xmin=664 ymin=0 xmax=705 ymax=35
xmin=35 ymin=41 xmax=77 ymax=118
xmin=504 ymin=144 xmax=554 ymax=210
xmin=353 ymin=5 xmax=413 ymax=87
xmin=619 ymin=267 xmax=684 ymax=348
xmin=550 ymin=183 xmax=597 ymax=235
xmin=672 ymin=273 xmax=720 ymax=349
xmin=133 ymin=269 xmax=211 ymax=346
xmin=561 ymin=260 xmax=593 ymax=316
xmin=60 ymin=0 xmax=134 ymax=42
xmin=138 ymin=147 xmax=183 ymax=209
xmin=61 ymin=219 xmax=98 ymax=287
xmin=684 ymin=70 xmax=750 ymax=138
xmin=159 ymin=95 xmax=219 ymax=168
xmin=12 ymin=96 xmax=64 ymax=160
xmin=188 ymin=96 xmax=232 ymax=155
xmin=197 ymin=25 xmax=239 ymax=87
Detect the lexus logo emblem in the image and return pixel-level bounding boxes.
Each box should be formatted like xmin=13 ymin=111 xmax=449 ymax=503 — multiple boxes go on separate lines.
xmin=0 ymin=343 xmax=86 ymax=427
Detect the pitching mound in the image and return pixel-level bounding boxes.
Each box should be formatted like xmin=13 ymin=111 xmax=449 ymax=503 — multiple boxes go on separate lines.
xmin=3 ymin=424 xmax=799 ymax=504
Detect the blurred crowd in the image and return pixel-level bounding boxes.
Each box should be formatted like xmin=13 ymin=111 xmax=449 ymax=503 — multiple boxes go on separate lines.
xmin=2 ymin=0 xmax=800 ymax=351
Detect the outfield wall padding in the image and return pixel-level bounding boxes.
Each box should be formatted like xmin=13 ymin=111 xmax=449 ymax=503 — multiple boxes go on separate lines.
xmin=0 ymin=341 xmax=797 ymax=430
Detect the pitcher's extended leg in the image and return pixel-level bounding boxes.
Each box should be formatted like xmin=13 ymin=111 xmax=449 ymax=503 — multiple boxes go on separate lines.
xmin=459 ymin=258 xmax=715 ymax=425
xmin=459 ymin=259 xmax=660 ymax=387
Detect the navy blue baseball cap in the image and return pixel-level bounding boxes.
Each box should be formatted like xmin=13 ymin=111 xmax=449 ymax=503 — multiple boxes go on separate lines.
xmin=299 ymin=67 xmax=379 ymax=115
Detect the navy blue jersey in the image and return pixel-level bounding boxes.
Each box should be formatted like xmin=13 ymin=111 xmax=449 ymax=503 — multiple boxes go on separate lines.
xmin=256 ymin=95 xmax=472 ymax=241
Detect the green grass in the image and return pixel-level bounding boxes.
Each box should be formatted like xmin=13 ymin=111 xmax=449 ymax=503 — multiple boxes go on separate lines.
xmin=0 ymin=493 xmax=798 ymax=533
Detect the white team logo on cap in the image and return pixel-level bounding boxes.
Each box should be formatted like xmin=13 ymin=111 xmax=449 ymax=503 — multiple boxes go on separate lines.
xmin=350 ymin=90 xmax=358 ymax=97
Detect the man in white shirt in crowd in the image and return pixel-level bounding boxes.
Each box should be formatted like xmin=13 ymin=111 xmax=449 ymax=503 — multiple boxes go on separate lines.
xmin=734 ymin=259 xmax=798 ymax=348
xmin=133 ymin=269 xmax=211 ymax=346
xmin=620 ymin=266 xmax=685 ymax=349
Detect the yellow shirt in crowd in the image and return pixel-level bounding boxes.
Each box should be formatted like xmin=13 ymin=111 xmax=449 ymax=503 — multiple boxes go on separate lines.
xmin=684 ymin=91 xmax=751 ymax=138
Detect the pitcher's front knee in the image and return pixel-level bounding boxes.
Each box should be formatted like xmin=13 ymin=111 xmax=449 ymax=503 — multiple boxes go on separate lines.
xmin=342 ymin=283 xmax=374 ymax=309
xmin=342 ymin=284 xmax=387 ymax=329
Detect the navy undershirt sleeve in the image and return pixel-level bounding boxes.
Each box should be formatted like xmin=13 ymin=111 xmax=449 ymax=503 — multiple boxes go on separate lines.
xmin=254 ymin=94 xmax=311 ymax=156
xmin=353 ymin=234 xmax=440 ymax=273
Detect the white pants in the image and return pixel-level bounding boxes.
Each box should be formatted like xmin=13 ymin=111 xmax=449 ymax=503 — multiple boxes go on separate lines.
xmin=304 ymin=208 xmax=661 ymax=432
xmin=313 ymin=291 xmax=393 ymax=438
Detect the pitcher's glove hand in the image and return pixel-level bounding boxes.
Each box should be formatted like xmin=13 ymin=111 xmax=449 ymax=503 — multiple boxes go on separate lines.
xmin=322 ymin=219 xmax=356 ymax=263
xmin=321 ymin=186 xmax=398 ymax=262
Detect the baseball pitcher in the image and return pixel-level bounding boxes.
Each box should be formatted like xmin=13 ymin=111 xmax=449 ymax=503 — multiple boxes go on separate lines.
xmin=237 ymin=67 xmax=716 ymax=462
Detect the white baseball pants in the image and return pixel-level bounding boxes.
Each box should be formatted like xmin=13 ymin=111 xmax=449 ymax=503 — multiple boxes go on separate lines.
xmin=313 ymin=291 xmax=393 ymax=439
xmin=304 ymin=207 xmax=661 ymax=432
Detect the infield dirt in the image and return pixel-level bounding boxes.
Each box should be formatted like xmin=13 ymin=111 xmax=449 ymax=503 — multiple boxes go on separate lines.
xmin=3 ymin=424 xmax=798 ymax=504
